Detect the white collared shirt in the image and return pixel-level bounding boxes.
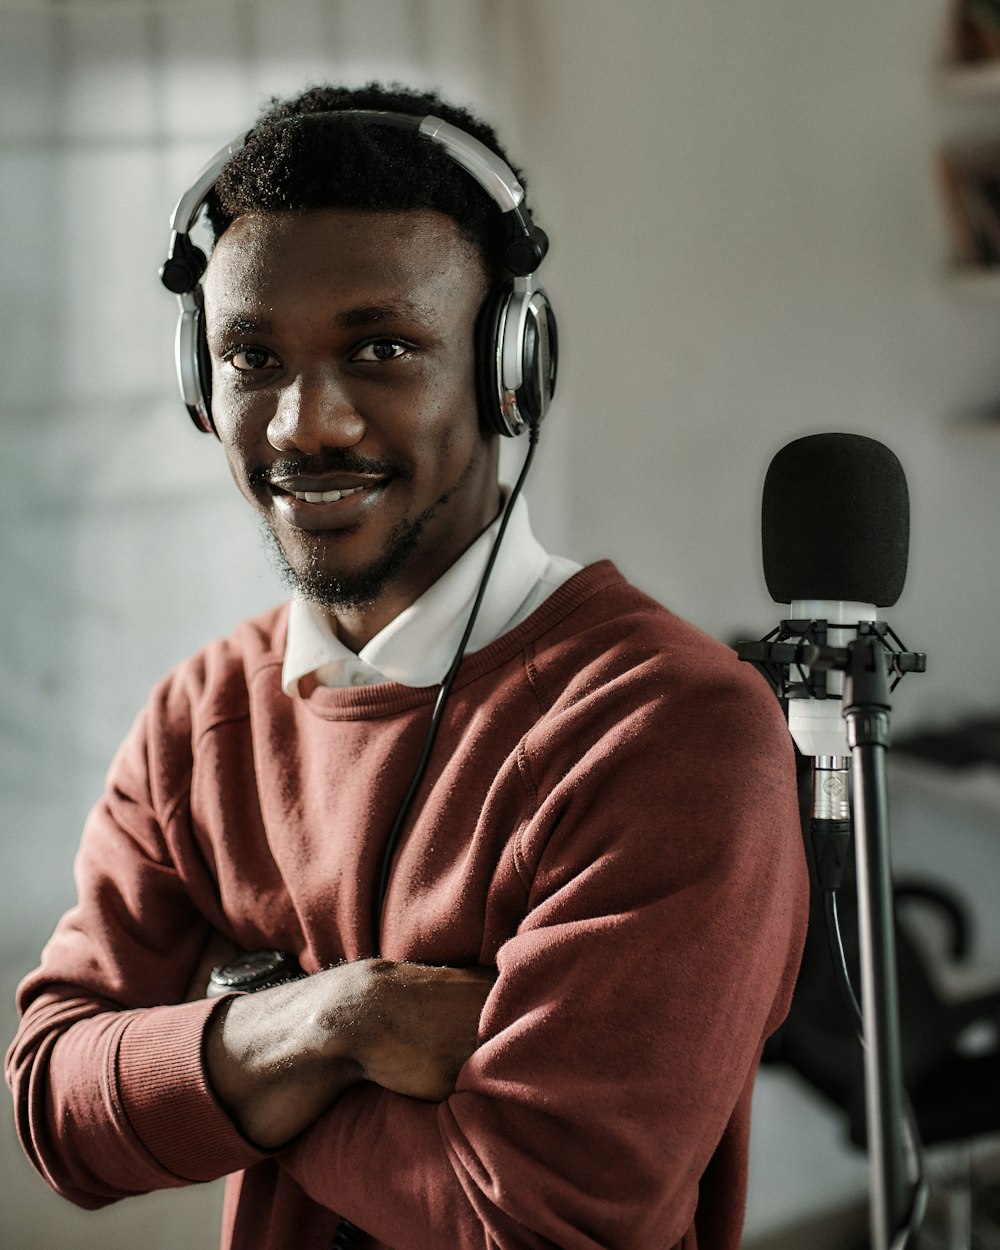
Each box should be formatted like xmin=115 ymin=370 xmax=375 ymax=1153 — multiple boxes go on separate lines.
xmin=281 ymin=494 xmax=581 ymax=693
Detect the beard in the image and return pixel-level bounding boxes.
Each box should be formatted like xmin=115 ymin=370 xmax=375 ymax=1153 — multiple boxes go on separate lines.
xmin=251 ymin=443 xmax=488 ymax=614
xmin=258 ymin=511 xmax=428 ymax=612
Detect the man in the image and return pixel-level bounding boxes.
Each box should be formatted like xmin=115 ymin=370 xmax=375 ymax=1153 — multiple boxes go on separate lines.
xmin=6 ymin=83 xmax=807 ymax=1249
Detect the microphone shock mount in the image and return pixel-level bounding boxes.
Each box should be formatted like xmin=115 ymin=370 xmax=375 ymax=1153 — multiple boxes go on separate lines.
xmin=737 ymin=618 xmax=925 ymax=703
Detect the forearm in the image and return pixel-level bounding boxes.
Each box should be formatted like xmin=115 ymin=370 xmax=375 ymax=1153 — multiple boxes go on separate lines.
xmin=204 ymin=966 xmax=364 ymax=1149
xmin=6 ymin=993 xmax=264 ymax=1208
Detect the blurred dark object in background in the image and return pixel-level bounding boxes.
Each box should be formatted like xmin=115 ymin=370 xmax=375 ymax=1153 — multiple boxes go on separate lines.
xmin=951 ymin=0 xmax=1000 ymax=65
xmin=895 ymin=717 xmax=1000 ymax=768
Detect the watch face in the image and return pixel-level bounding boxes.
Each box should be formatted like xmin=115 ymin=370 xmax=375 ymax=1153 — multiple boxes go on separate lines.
xmin=207 ymin=949 xmax=303 ymax=997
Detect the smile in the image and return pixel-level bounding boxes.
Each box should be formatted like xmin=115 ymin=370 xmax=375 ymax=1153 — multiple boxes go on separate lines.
xmin=268 ymin=478 xmax=390 ymax=534
xmin=291 ymin=486 xmax=365 ymax=504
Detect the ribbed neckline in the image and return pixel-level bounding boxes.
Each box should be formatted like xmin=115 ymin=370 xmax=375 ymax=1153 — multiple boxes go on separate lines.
xmin=265 ymin=560 xmax=623 ymax=722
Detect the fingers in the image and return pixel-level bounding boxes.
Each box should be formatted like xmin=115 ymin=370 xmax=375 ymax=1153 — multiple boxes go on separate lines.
xmin=353 ymin=961 xmax=495 ymax=1100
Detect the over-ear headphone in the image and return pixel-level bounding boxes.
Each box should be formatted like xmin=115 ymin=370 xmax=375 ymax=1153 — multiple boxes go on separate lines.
xmin=159 ymin=110 xmax=557 ymax=439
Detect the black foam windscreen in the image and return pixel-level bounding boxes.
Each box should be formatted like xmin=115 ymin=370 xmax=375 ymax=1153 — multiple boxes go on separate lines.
xmin=761 ymin=432 xmax=909 ymax=607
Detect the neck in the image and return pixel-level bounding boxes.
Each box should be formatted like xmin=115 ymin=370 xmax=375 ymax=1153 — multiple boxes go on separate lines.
xmin=325 ymin=484 xmax=505 ymax=653
xmin=329 ymin=594 xmax=414 ymax=654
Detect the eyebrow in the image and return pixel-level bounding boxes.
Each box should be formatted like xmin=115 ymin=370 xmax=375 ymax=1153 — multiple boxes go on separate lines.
xmin=214 ymin=315 xmax=270 ymax=338
xmin=336 ymin=301 xmax=434 ymax=328
xmin=212 ymin=302 xmax=435 ymax=340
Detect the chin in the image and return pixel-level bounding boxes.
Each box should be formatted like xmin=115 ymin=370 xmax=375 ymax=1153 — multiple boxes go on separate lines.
xmin=260 ymin=517 xmax=425 ymax=612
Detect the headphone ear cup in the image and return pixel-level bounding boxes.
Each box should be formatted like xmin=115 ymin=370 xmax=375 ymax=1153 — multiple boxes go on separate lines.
xmin=194 ymin=306 xmax=215 ymax=433
xmin=475 ymin=282 xmax=558 ymax=437
xmin=517 ymin=293 xmax=557 ymax=428
xmin=175 ymin=290 xmax=215 ymax=434
xmin=474 ymin=283 xmax=509 ymax=437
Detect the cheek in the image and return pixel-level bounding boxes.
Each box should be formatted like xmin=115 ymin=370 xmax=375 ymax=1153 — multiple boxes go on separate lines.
xmin=213 ymin=404 xmax=270 ymax=500
xmin=408 ymin=343 xmax=482 ymax=445
xmin=219 ymin=440 xmax=259 ymax=508
xmin=211 ymin=378 xmax=268 ymax=455
xmin=405 ymin=394 xmax=481 ymax=469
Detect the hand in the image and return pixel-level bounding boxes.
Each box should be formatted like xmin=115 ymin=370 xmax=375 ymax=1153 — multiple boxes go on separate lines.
xmin=351 ymin=960 xmax=496 ymax=1101
xmin=205 ymin=958 xmax=494 ymax=1148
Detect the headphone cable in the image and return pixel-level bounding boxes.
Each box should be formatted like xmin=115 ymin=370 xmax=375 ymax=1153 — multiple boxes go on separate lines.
xmin=371 ymin=418 xmax=541 ymax=952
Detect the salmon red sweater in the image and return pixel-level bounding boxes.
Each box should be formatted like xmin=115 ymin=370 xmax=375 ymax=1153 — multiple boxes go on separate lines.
xmin=7 ymin=562 xmax=807 ymax=1249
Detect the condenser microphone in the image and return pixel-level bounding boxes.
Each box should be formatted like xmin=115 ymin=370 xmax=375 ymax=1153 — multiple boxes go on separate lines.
xmin=755 ymin=434 xmax=928 ymax=1249
xmin=761 ymin=431 xmax=910 ymax=761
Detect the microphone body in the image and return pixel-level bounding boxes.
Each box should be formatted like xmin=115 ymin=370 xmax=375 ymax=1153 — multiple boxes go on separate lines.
xmin=786 ymin=597 xmax=879 ymax=760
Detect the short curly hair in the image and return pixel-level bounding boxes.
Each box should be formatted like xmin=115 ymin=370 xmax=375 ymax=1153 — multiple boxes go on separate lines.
xmin=204 ymin=82 xmax=526 ymax=278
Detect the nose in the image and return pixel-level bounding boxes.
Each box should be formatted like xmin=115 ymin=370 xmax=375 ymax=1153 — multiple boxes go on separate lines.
xmin=266 ymin=370 xmax=366 ymax=455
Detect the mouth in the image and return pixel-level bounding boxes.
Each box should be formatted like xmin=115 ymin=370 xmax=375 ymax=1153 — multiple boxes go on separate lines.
xmin=265 ymin=471 xmax=394 ymax=533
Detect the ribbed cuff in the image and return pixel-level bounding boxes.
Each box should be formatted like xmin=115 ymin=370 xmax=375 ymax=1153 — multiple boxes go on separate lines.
xmin=116 ymin=997 xmax=265 ymax=1181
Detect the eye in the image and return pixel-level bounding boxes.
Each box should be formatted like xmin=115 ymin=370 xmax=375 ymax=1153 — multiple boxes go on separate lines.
xmin=227 ymin=347 xmax=278 ymax=372
xmin=351 ymin=339 xmax=410 ymax=363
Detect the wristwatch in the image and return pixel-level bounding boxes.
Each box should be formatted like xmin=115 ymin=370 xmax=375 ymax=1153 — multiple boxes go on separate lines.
xmin=207 ymin=949 xmax=304 ymax=998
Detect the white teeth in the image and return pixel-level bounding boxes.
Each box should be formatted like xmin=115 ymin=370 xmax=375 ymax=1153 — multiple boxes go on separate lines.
xmin=292 ymin=486 xmax=363 ymax=504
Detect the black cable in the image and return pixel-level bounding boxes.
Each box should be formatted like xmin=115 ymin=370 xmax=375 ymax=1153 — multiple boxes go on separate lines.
xmin=370 ymin=417 xmax=541 ymax=954
xmin=331 ymin=1220 xmax=364 ymax=1250
xmin=822 ymin=890 xmax=929 ymax=1247
xmin=824 ymin=890 xmax=864 ymax=1037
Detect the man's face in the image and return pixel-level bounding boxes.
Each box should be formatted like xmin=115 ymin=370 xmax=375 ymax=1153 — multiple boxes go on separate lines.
xmin=202 ymin=207 xmax=499 ymax=642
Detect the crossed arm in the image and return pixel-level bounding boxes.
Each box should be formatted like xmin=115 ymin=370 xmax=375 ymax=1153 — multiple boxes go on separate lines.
xmin=8 ymin=650 xmax=808 ymax=1245
xmin=204 ymin=957 xmax=494 ymax=1148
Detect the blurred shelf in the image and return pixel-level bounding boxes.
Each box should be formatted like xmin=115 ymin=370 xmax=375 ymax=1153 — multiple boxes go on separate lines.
xmin=948 ymin=411 xmax=1000 ymax=438
xmin=943 ymin=265 xmax=1000 ymax=297
xmin=939 ymin=59 xmax=1000 ymax=96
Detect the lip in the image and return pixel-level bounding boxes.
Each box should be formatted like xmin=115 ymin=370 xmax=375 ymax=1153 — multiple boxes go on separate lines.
xmin=269 ymin=479 xmax=388 ymax=532
xmin=268 ymin=470 xmax=385 ymax=493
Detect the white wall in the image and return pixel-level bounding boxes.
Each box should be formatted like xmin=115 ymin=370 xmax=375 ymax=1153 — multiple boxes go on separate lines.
xmin=523 ymin=1 xmax=1000 ymax=724
xmin=3 ymin=1 xmax=1000 ymax=1245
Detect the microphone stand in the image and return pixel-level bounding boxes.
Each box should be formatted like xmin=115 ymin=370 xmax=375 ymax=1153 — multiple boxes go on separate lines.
xmin=738 ymin=623 xmax=927 ymax=1249
xmin=841 ymin=637 xmax=914 ymax=1250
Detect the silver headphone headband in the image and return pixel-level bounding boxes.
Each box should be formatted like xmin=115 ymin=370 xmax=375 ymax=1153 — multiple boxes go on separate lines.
xmin=167 ymin=111 xmax=526 ymax=237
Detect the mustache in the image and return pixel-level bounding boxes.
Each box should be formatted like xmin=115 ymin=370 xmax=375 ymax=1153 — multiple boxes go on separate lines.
xmin=250 ymin=450 xmax=407 ymax=486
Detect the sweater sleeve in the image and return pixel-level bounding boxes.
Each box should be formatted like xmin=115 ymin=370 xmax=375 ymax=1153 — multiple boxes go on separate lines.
xmin=280 ymin=654 xmax=809 ymax=1249
xmin=4 ymin=682 xmax=266 ymax=1208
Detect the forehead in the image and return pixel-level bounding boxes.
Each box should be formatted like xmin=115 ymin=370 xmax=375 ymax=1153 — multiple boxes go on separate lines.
xmin=203 ymin=207 xmax=487 ymax=324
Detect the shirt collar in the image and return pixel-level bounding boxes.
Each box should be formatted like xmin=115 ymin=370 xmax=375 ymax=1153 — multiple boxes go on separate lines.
xmin=281 ymin=492 xmax=549 ymax=693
